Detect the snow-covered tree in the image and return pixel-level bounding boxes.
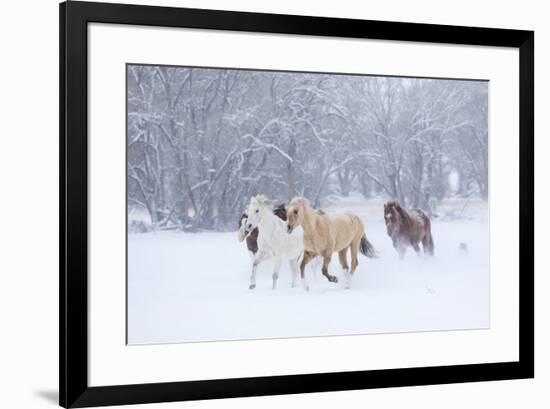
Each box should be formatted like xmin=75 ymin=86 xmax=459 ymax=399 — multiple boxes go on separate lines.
xmin=127 ymin=65 xmax=488 ymax=231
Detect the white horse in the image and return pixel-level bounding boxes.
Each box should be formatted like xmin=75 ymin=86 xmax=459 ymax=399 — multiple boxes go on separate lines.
xmin=244 ymin=195 xmax=305 ymax=290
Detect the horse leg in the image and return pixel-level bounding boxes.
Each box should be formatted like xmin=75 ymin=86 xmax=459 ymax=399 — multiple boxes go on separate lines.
xmin=272 ymin=255 xmax=283 ymax=290
xmin=311 ymin=256 xmax=321 ymax=282
xmin=396 ymin=243 xmax=406 ymax=260
xmin=249 ymin=250 xmax=269 ymax=290
xmin=392 ymin=239 xmax=406 ymax=260
xmin=412 ymin=242 xmax=421 ymax=256
xmin=289 ymin=258 xmax=299 ymax=288
xmin=422 ymin=232 xmax=434 ymax=256
xmin=321 ymin=254 xmax=338 ymax=283
xmin=299 ymin=251 xmax=315 ymax=291
xmin=350 ymin=241 xmax=359 ymax=273
xmin=338 ymin=247 xmax=349 ymax=276
xmin=343 ymin=242 xmax=359 ymax=289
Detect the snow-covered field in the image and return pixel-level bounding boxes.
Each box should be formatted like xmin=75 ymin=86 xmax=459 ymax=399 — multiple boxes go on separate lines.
xmin=127 ymin=198 xmax=489 ymax=344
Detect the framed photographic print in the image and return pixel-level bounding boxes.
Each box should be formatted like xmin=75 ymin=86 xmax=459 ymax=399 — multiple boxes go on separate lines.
xmin=60 ymin=1 xmax=534 ymax=407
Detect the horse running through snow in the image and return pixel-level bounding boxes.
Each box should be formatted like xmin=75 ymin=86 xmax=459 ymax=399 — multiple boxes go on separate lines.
xmin=286 ymin=197 xmax=376 ymax=290
xmin=383 ymin=201 xmax=434 ymax=259
xmin=243 ymin=195 xmax=304 ymax=290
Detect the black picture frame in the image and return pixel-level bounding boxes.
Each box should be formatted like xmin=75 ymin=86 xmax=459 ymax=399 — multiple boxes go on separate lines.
xmin=60 ymin=1 xmax=534 ymax=407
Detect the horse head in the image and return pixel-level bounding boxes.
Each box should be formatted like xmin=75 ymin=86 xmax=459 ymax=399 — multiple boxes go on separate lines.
xmin=286 ymin=197 xmax=309 ymax=234
xmin=384 ymin=201 xmax=402 ymax=236
xmin=245 ymin=195 xmax=273 ymax=232
xmin=273 ymin=203 xmax=287 ymax=221
xmin=238 ymin=213 xmax=248 ymax=242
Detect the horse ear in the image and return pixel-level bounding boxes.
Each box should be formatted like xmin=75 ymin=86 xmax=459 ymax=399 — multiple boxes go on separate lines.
xmin=298 ymin=197 xmax=309 ymax=207
xmin=257 ymin=195 xmax=271 ymax=207
xmin=289 ymin=196 xmax=308 ymax=208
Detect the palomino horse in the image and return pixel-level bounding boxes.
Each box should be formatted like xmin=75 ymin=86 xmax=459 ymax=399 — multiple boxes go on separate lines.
xmin=383 ymin=201 xmax=434 ymax=259
xmin=286 ymin=197 xmax=376 ymax=290
xmin=244 ymin=195 xmax=303 ymax=290
xmin=238 ymin=204 xmax=286 ymax=255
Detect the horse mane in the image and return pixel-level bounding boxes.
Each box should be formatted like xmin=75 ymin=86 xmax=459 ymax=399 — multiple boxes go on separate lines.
xmin=395 ymin=203 xmax=412 ymax=223
xmin=387 ymin=201 xmax=413 ymax=226
xmin=251 ymin=194 xmax=273 ymax=210
xmin=289 ymin=196 xmax=310 ymax=208
xmin=273 ymin=203 xmax=287 ymax=221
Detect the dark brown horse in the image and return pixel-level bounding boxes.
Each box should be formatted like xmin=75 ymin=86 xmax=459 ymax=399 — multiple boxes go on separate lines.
xmin=384 ymin=201 xmax=434 ymax=258
xmin=238 ymin=204 xmax=286 ymax=254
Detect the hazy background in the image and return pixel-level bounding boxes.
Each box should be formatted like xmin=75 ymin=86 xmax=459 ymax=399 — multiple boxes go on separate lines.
xmin=126 ymin=65 xmax=490 ymax=344
xmin=127 ymin=65 xmax=487 ymax=231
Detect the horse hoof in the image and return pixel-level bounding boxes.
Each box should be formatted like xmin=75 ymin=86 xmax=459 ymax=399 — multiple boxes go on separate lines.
xmin=331 ymin=276 xmax=338 ymax=283
xmin=249 ymin=284 xmax=256 ymax=290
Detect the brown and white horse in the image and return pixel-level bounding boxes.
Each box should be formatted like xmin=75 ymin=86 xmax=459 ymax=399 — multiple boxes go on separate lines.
xmin=242 ymin=196 xmax=302 ymax=290
xmin=286 ymin=197 xmax=376 ymax=289
xmin=383 ymin=201 xmax=434 ymax=259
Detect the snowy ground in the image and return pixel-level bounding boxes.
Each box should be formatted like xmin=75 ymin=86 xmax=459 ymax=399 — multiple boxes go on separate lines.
xmin=127 ymin=198 xmax=489 ymax=344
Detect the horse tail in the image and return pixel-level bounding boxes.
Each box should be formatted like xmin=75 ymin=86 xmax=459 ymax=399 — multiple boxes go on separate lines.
xmin=420 ymin=213 xmax=435 ymax=256
xmin=360 ymin=234 xmax=377 ymax=258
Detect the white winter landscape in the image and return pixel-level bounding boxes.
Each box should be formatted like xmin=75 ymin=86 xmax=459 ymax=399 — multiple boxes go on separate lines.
xmin=126 ymin=65 xmax=489 ymax=344
xmin=127 ymin=197 xmax=489 ymax=344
